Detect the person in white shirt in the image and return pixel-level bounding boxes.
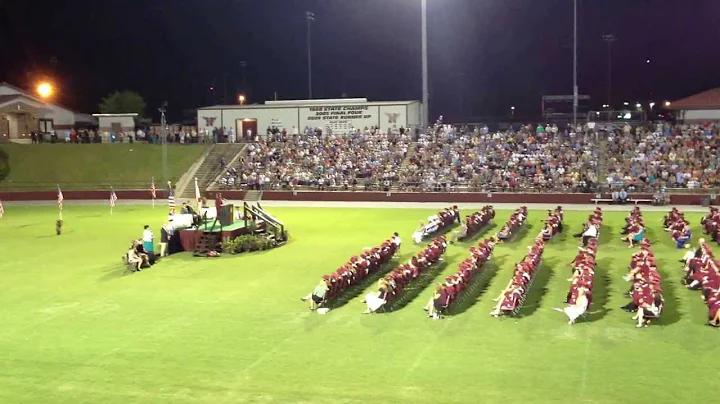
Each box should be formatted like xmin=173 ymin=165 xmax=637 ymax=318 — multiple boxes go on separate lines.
xmin=392 ymin=232 xmax=402 ymax=250
xmin=142 ymin=225 xmax=154 ymax=254
xmin=581 ymin=224 xmax=598 ymax=247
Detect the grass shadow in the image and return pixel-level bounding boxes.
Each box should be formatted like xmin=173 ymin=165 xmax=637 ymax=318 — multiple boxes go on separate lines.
xmin=585 ymin=257 xmax=612 ymax=322
xmin=99 ymin=261 xmax=132 ymax=282
xmin=325 ymin=254 xmax=410 ymax=310
xmin=447 ymin=254 xmax=506 ymax=316
xmin=655 ymin=262 xmax=682 ymax=326
xmin=515 ymin=257 xmax=557 ymax=318
xmin=385 ymin=260 xmax=448 ymax=312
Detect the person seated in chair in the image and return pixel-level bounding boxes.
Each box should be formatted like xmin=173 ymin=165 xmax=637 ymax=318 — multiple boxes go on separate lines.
xmin=131 ymin=240 xmax=151 ymax=268
xmin=300 ymin=279 xmax=329 ymax=311
xmin=449 ymin=222 xmax=468 ymax=244
xmin=621 ymin=224 xmax=646 ymax=248
xmin=181 ymin=202 xmax=201 ymax=226
xmin=126 ymin=246 xmax=143 ymax=272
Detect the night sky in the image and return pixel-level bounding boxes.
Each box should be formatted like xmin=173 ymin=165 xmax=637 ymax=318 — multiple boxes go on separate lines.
xmin=1 ymin=0 xmax=718 ymax=122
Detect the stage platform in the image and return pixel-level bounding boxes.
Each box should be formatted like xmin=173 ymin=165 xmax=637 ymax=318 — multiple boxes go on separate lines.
xmin=177 ymin=221 xmax=249 ymax=252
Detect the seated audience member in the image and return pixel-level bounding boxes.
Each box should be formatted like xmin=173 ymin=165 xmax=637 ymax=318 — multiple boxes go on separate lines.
xmin=621 ymin=223 xmax=645 ymax=248
xmin=423 ymin=285 xmax=447 ymax=319
xmin=132 ymin=240 xmax=151 ymax=268
xmin=300 ymin=279 xmax=329 ymax=310
xmin=582 ymin=223 xmax=599 ymax=247
xmin=412 ymin=221 xmax=426 ymax=244
xmin=449 ymin=222 xmax=468 ymax=244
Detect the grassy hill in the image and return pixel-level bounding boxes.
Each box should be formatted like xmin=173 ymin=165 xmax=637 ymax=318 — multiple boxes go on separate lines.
xmin=0 ymin=143 xmax=206 ymax=190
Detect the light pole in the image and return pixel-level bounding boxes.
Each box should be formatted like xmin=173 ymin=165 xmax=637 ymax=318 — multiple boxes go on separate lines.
xmin=421 ymin=0 xmax=429 ymax=129
xmin=602 ymin=34 xmax=616 ymax=108
xmin=159 ymin=102 xmax=168 ymax=184
xmin=572 ymin=0 xmax=578 ymax=129
xmin=306 ymin=11 xmax=315 ymax=100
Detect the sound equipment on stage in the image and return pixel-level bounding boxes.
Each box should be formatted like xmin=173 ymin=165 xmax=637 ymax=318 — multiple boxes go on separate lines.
xmin=218 ymin=204 xmax=234 ymax=226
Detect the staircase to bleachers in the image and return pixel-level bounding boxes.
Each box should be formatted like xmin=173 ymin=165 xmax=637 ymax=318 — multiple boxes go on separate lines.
xmin=596 ymin=137 xmax=609 ymax=184
xmin=243 ymin=190 xmax=263 ymax=203
xmin=399 ymin=142 xmax=418 ymax=169
xmin=180 ymin=144 xmax=243 ymax=199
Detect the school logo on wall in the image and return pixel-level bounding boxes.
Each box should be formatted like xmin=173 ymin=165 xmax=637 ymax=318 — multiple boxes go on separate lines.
xmin=385 ymin=112 xmax=401 ymax=124
xmin=202 ymin=117 xmax=217 ymax=127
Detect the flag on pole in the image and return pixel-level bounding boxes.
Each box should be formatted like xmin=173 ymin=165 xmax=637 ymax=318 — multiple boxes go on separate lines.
xmin=194 ymin=177 xmax=202 ymax=211
xmin=57 ymin=186 xmax=64 ymax=210
xmin=0 ymin=199 xmax=4 ymax=218
xmin=150 ymin=177 xmax=157 ymax=199
xmin=110 ymin=188 xmax=118 ymax=208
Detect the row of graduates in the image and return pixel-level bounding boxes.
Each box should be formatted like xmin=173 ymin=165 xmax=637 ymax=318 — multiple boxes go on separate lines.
xmin=490 ymin=232 xmax=547 ymax=317
xmin=363 ymin=236 xmax=448 ymax=314
xmin=555 ymin=208 xmax=603 ymax=324
xmin=700 ymin=206 xmax=720 ymax=243
xmin=497 ymin=206 xmax=528 ymax=240
xmin=301 ymin=234 xmax=401 ymax=310
xmin=450 ymin=205 xmax=495 ymax=243
xmin=424 ymin=236 xmax=498 ymax=318
xmin=620 ymin=206 xmax=647 ymax=248
xmin=621 ymin=234 xmax=665 ymax=327
xmin=541 ymin=206 xmax=564 ymax=240
xmin=681 ymin=240 xmax=720 ymax=327
xmin=413 ymin=206 xmax=460 ymax=243
xmin=664 ymin=207 xmax=692 ymax=248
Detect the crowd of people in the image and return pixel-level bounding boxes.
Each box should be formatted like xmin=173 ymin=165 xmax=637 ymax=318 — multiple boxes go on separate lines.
xmin=301 ymin=234 xmax=401 ymax=310
xmin=425 ymin=237 xmax=497 ymax=319
xmin=399 ymin=120 xmax=599 ymax=193
xmin=555 ymin=208 xmax=603 ymax=324
xmin=221 ymin=132 xmax=411 ymax=191
xmin=621 ymin=236 xmax=665 ymax=328
xmin=489 ymin=232 xmax=547 ymax=317
xmin=363 ymin=236 xmax=447 ymax=314
xmin=412 ymin=206 xmax=460 ymax=243
xmin=663 ymin=208 xmax=691 ymax=248
xmin=497 ymin=206 xmax=528 ymax=240
xmin=605 ymin=122 xmax=720 ymax=190
xmin=681 ymin=240 xmax=720 ymax=327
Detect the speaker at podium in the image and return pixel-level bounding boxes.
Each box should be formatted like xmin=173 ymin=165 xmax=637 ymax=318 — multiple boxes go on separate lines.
xmin=218 ymin=204 xmax=234 ymax=226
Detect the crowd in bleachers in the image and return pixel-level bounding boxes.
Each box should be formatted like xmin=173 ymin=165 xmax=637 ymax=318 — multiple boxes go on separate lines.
xmin=399 ymin=119 xmax=598 ymax=192
xmin=497 ymin=206 xmax=528 ymax=241
xmin=301 ymin=234 xmax=401 ymax=310
xmin=681 ymin=241 xmax=720 ymax=327
xmin=621 ymin=237 xmax=665 ymax=328
xmin=450 ymin=205 xmax=495 ymax=243
xmin=555 ymin=208 xmax=603 ymax=324
xmin=363 ymin=236 xmax=447 ymax=314
xmin=489 ymin=232 xmax=547 ymax=317
xmin=606 ymin=122 xmax=720 ymax=190
xmin=425 ymin=237 xmax=497 ymax=319
xmin=663 ymin=207 xmax=691 ymax=248
xmin=412 ymin=206 xmax=460 ymax=243
xmin=221 ymin=130 xmax=411 ymax=190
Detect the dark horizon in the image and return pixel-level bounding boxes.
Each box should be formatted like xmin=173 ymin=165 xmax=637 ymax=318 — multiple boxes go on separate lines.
xmin=2 ymin=0 xmax=718 ymax=122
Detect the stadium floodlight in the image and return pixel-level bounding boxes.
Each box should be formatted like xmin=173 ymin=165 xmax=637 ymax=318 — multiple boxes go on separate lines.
xmin=238 ymin=94 xmax=246 ymax=105
xmin=649 ymin=102 xmax=656 ymax=110
xmin=636 ymin=103 xmax=642 ymax=109
xmin=623 ymin=102 xmax=629 ymax=106
xmin=664 ymin=101 xmax=671 ymax=107
xmin=37 ymin=82 xmax=53 ymax=99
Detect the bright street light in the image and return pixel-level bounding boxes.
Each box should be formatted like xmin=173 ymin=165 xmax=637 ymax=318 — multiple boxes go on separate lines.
xmin=238 ymin=94 xmax=246 ymax=105
xmin=636 ymin=103 xmax=642 ymax=109
xmin=664 ymin=101 xmax=671 ymax=107
xmin=623 ymin=102 xmax=629 ymax=106
xmin=649 ymin=102 xmax=656 ymax=110
xmin=37 ymin=82 xmax=53 ymax=99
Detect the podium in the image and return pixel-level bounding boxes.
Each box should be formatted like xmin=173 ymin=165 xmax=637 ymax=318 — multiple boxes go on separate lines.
xmin=217 ymin=204 xmax=234 ymax=226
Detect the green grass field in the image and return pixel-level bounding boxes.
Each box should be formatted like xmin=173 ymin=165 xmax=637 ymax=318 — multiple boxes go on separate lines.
xmin=0 ymin=144 xmax=206 ymax=189
xmin=0 ymin=205 xmax=716 ymax=404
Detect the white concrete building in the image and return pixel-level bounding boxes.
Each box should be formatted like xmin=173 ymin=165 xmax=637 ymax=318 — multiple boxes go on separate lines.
xmin=670 ymin=88 xmax=720 ymax=122
xmin=197 ymin=98 xmax=421 ymax=136
xmin=0 ymin=82 xmax=95 ymax=142
xmin=92 ymin=113 xmax=138 ymax=134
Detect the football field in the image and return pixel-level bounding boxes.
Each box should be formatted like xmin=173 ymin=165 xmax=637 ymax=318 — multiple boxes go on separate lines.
xmin=0 ymin=204 xmax=716 ymax=404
